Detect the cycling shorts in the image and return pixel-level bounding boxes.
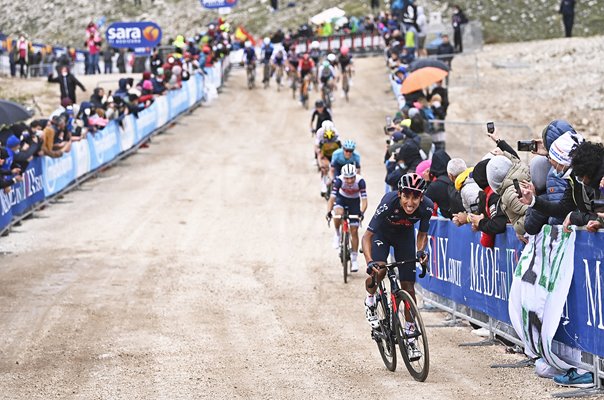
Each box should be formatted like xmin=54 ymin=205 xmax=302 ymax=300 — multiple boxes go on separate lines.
xmin=334 ymin=196 xmax=361 ymax=226
xmin=370 ymin=228 xmax=416 ymax=282
xmin=320 ymin=75 xmax=332 ymax=85
xmin=300 ymin=69 xmax=312 ymax=79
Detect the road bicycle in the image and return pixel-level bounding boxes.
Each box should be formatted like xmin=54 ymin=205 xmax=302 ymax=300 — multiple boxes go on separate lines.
xmin=262 ymin=62 xmax=271 ymax=89
xmin=246 ymin=63 xmax=256 ymax=90
xmin=321 ymin=81 xmax=333 ymax=109
xmin=341 ymin=68 xmax=351 ymax=102
xmin=275 ymin=64 xmax=284 ymax=91
xmin=369 ymin=259 xmax=430 ymax=381
xmin=290 ymin=69 xmax=298 ymax=99
xmin=328 ymin=209 xmax=360 ymax=284
xmin=300 ymin=74 xmax=311 ymax=110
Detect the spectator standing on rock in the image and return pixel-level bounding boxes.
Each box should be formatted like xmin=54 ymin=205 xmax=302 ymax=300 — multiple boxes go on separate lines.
xmin=117 ymin=49 xmax=127 ymax=73
xmin=451 ymin=5 xmax=468 ymax=53
xmin=103 ymin=46 xmax=114 ymax=74
xmin=48 ymin=66 xmax=87 ymax=104
xmin=16 ymin=35 xmax=30 ymax=78
xmin=559 ymin=0 xmax=575 ymax=38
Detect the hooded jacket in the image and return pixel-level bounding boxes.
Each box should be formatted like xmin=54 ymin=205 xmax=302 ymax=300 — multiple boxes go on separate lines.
xmin=454 ymin=167 xmax=481 ymax=214
xmin=424 ymin=150 xmax=463 ymax=219
xmin=386 ymin=142 xmax=423 ymax=188
xmin=473 ymin=159 xmax=507 ymax=236
xmin=495 ymin=151 xmax=530 ymax=235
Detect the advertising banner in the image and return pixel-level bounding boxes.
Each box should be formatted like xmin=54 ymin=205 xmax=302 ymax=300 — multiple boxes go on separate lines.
xmin=106 ymin=22 xmax=162 ymax=49
xmin=0 ymin=158 xmax=45 ymax=220
xmin=88 ymin=121 xmax=121 ymax=170
xmin=136 ymin=105 xmax=159 ymax=140
xmin=199 ymin=0 xmax=238 ymax=9
xmin=42 ymin=151 xmax=76 ymax=196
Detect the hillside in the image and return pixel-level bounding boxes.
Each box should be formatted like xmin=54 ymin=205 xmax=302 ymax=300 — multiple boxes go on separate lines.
xmin=1 ymin=0 xmax=603 ymax=47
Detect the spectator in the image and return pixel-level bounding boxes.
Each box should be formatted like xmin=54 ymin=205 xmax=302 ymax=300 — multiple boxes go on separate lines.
xmin=90 ymin=87 xmax=107 ymax=109
xmin=486 ymin=153 xmax=530 ymax=242
xmin=48 ymin=66 xmax=87 ymax=104
xmin=150 ymin=48 xmax=163 ymax=76
xmin=103 ymin=46 xmax=114 ymax=74
xmin=437 ymin=34 xmax=455 ymax=68
xmin=42 ymin=116 xmax=70 ymax=158
xmin=424 ymin=150 xmax=464 ymax=219
xmin=448 ymin=158 xmax=480 ymax=221
xmin=416 ymin=6 xmax=428 ymax=57
xmin=116 ymin=49 xmax=127 ymax=73
xmin=559 ymin=0 xmax=576 ymax=38
xmin=0 ymin=147 xmax=23 ymax=192
xmin=520 ymin=140 xmax=604 ymax=233
xmin=386 ymin=141 xmax=423 ymax=190
xmin=469 ymin=159 xmax=508 ymax=248
xmin=451 ymin=5 xmax=468 ymax=53
xmin=9 ymin=43 xmax=18 ymax=77
xmin=16 ymin=35 xmax=30 ymax=78
xmin=402 ymin=0 xmax=418 ymax=31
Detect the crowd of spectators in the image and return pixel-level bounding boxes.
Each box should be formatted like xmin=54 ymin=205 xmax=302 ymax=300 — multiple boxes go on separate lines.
xmin=0 ymin=19 xmax=233 ymax=193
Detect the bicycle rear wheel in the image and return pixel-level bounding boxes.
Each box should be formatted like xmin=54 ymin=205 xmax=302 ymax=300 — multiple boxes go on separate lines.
xmin=374 ymin=296 xmax=397 ymax=371
xmin=395 ymin=290 xmax=430 ymax=382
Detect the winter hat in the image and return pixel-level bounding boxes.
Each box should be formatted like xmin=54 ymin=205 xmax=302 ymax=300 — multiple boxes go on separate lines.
xmin=392 ymin=131 xmax=405 ymax=142
xmin=142 ymin=71 xmax=152 ymax=80
xmin=408 ymin=107 xmax=420 ymax=119
xmin=400 ymin=119 xmax=412 ymax=128
xmin=529 ymin=156 xmax=550 ymax=193
xmin=486 ymin=155 xmax=513 ymax=191
xmin=415 ymin=159 xmax=432 ymax=177
xmin=472 ymin=159 xmax=490 ymax=190
xmin=548 ymin=132 xmax=584 ymax=167
xmin=61 ymin=97 xmax=73 ymax=108
xmin=6 ymin=135 xmax=20 ymax=149
xmin=142 ymin=80 xmax=153 ymax=91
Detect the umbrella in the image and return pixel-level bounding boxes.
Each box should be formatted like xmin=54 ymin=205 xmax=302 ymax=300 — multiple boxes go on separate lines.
xmin=310 ymin=7 xmax=346 ymax=25
xmin=408 ymin=58 xmax=450 ymax=72
xmin=401 ymin=67 xmax=448 ymax=95
xmin=0 ymin=100 xmax=33 ymax=125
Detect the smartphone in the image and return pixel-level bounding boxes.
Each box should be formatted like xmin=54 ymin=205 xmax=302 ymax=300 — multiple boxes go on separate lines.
xmin=513 ymin=178 xmax=522 ymax=199
xmin=386 ymin=116 xmax=392 ymax=126
xmin=486 ymin=121 xmax=495 ymax=134
xmin=517 ymin=140 xmax=537 ymax=152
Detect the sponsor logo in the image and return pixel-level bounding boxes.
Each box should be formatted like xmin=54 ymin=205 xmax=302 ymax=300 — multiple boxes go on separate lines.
xmin=374 ymin=240 xmax=384 ymax=247
xmin=200 ymin=0 xmax=238 ymax=9
xmin=106 ymin=22 xmax=162 ymax=48
xmin=44 ymin=154 xmax=73 ymax=194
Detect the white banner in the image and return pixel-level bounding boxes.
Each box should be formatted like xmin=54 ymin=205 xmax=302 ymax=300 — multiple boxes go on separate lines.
xmin=509 ymin=225 xmax=576 ymax=371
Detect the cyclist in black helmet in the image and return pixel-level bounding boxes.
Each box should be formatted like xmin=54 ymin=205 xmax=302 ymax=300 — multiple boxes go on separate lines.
xmin=362 ymin=173 xmax=432 ymax=329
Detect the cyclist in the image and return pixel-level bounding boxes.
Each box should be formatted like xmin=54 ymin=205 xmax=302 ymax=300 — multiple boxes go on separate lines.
xmin=362 ymin=173 xmax=432 ymax=333
xmin=309 ymin=40 xmax=322 ymax=74
xmin=242 ymin=41 xmax=256 ymax=70
xmin=326 ymin=164 xmax=368 ymax=271
xmin=316 ymin=121 xmax=341 ymax=196
xmin=310 ymin=99 xmax=333 ymax=134
xmin=297 ymin=53 xmax=315 ymax=83
xmin=330 ymin=140 xmax=361 ymax=180
xmin=319 ymin=60 xmax=337 ymax=98
xmin=260 ymin=37 xmax=274 ymax=84
xmin=338 ymin=46 xmax=354 ymax=83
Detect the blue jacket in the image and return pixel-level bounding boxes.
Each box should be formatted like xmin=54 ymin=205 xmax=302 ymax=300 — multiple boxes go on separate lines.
xmin=545 ymin=167 xmax=569 ymax=224
xmin=541 ymin=119 xmax=576 ymax=151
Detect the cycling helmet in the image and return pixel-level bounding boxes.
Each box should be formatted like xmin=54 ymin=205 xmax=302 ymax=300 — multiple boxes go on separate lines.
xmin=327 ymin=53 xmax=336 ymax=62
xmin=322 ymin=60 xmax=330 ymax=67
xmin=315 ymin=99 xmax=325 ymax=108
xmin=398 ymin=173 xmax=427 ymax=193
xmin=311 ymin=40 xmax=320 ymax=49
xmin=244 ymin=41 xmax=251 ymax=48
xmin=341 ymin=164 xmax=357 ymax=178
xmin=323 ymin=129 xmax=335 ymax=140
xmin=342 ymin=140 xmax=356 ymax=151
xmin=340 ymin=46 xmax=349 ymax=56
xmin=263 ymin=37 xmax=271 ymax=45
xmin=321 ymin=120 xmax=334 ymax=131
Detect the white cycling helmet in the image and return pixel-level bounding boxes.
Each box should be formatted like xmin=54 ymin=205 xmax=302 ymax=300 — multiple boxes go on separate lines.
xmin=341 ymin=164 xmax=357 ymax=178
xmin=327 ymin=53 xmax=336 ymax=62
xmin=244 ymin=41 xmax=252 ymax=48
xmin=321 ymin=120 xmax=335 ymax=131
xmin=263 ymin=37 xmax=271 ymax=45
xmin=311 ymin=40 xmax=320 ymax=49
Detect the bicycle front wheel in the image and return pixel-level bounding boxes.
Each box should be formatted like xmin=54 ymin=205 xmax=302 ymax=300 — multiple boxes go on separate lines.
xmin=395 ymin=290 xmax=430 ymax=382
xmin=374 ymin=298 xmax=397 ymax=372
xmin=341 ymin=232 xmax=350 ymax=283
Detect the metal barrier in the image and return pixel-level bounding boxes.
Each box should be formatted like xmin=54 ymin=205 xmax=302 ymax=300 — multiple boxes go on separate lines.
xmin=294 ymin=33 xmax=385 ymax=54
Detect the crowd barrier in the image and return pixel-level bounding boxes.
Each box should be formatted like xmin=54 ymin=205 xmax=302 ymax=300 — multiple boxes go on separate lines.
xmin=0 ymin=58 xmax=230 ymax=234
xmin=293 ymin=33 xmax=385 ymax=54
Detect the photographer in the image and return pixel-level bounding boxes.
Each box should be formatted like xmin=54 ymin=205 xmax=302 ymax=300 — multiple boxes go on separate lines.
xmin=520 ymin=140 xmax=604 ymax=233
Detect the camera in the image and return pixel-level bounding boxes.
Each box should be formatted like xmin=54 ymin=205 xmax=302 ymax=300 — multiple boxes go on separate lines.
xmin=486 ymin=122 xmax=494 ymax=134
xmin=517 ymin=140 xmax=537 ymax=152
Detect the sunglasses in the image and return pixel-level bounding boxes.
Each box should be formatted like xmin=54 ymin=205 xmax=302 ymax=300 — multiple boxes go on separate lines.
xmin=344 ymin=149 xmax=353 ymax=153
xmin=401 ymin=188 xmax=422 ymax=199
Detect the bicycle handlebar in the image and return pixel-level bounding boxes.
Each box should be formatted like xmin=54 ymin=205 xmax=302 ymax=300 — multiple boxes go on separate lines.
xmin=369 ymin=258 xmax=428 ymax=288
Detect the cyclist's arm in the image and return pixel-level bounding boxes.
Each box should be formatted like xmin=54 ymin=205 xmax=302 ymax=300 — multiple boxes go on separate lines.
xmin=362 ymin=230 xmax=374 ymax=265
xmin=310 ymin=111 xmax=317 ymax=130
xmin=359 ymin=179 xmax=368 ymax=214
xmin=417 ymin=231 xmax=428 ymax=253
xmin=361 ymin=197 xmax=368 ymax=215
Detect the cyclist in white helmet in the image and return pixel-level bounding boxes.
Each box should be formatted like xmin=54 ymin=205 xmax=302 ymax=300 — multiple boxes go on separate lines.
xmin=326 ymin=164 xmax=368 ymax=271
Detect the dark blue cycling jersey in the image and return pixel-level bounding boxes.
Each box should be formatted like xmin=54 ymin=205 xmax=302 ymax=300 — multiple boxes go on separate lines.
xmin=243 ymin=47 xmax=256 ymax=63
xmin=367 ymin=191 xmax=433 ymax=234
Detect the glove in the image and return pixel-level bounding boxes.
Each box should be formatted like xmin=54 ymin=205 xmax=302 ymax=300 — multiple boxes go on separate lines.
xmin=417 ymin=250 xmax=428 ymax=264
xmin=366 ymin=261 xmax=380 ymax=275
xmin=326 ymin=211 xmax=332 ymax=221
xmin=359 ymin=212 xmax=364 ymax=222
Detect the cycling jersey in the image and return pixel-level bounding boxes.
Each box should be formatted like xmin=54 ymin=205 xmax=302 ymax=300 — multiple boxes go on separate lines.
xmin=330 ymin=148 xmax=361 ymax=176
xmin=298 ymin=58 xmax=315 ymax=72
xmin=320 ymin=65 xmax=336 ymax=79
xmin=339 ymin=54 xmax=353 ymax=69
xmin=261 ymin=44 xmax=274 ymax=63
xmin=311 ymin=108 xmax=333 ymax=132
xmin=319 ymin=139 xmax=341 ymax=159
xmin=332 ymin=176 xmax=367 ymax=199
xmin=272 ymin=51 xmax=285 ymax=65
xmin=367 ymin=191 xmax=433 ymax=234
xmin=309 ymin=49 xmax=321 ymax=63
xmin=243 ymin=47 xmax=256 ymax=64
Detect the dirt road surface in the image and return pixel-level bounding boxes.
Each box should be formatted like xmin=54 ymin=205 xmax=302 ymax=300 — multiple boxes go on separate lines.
xmin=0 ymin=57 xmax=577 ymax=399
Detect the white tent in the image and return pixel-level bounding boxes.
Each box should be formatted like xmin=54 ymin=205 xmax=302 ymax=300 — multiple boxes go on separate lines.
xmin=310 ymin=7 xmax=346 ymax=25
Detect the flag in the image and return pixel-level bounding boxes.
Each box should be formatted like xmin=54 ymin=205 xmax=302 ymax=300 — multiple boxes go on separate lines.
xmin=234 ymin=26 xmax=255 ymax=46
xmin=508 ymin=225 xmax=576 ymax=371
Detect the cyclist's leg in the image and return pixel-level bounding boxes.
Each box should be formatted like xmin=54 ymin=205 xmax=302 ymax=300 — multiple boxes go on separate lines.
xmin=365 ymin=233 xmax=391 ymax=295
xmin=346 ymin=197 xmax=362 ymax=252
xmin=333 ymin=202 xmax=344 ymax=232
xmin=392 ymin=228 xmax=417 ymax=321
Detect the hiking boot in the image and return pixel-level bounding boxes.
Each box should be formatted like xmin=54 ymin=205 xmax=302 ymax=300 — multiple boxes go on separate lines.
xmin=365 ymin=304 xmax=379 ymax=329
xmin=553 ymin=368 xmax=594 ymax=388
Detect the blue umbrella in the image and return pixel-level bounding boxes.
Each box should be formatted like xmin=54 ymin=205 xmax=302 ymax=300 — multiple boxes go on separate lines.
xmin=0 ymin=100 xmax=33 ymax=125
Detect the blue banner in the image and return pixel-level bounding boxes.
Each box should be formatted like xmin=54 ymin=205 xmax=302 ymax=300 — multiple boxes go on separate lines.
xmin=200 ymin=0 xmax=238 ymax=9
xmin=422 ymin=220 xmax=524 ymax=324
xmin=42 ymin=151 xmax=76 ymax=196
xmin=106 ymin=22 xmax=162 ymax=49
xmin=0 ymin=158 xmax=45 ymax=219
xmin=88 ymin=121 xmax=121 ymax=170
xmin=556 ymin=230 xmax=604 ymax=357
